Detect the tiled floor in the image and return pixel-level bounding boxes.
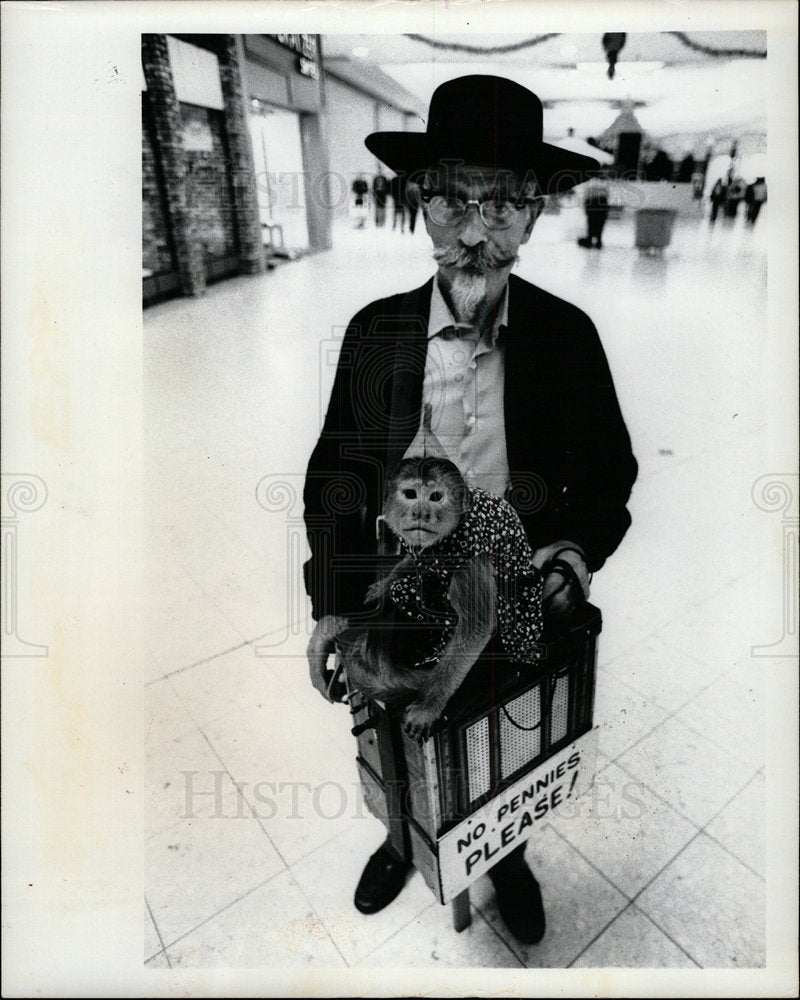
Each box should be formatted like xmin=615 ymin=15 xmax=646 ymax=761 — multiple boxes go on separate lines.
xmin=144 ymin=205 xmax=772 ymax=970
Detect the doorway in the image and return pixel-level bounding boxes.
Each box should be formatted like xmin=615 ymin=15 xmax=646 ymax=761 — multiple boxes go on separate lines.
xmin=248 ymin=105 xmax=310 ymax=253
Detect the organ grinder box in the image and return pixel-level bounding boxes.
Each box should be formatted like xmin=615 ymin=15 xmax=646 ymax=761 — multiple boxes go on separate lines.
xmin=345 ymin=602 xmax=601 ymax=904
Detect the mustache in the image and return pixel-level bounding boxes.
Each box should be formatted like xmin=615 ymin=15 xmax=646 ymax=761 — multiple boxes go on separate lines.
xmin=433 ymin=243 xmax=518 ymax=272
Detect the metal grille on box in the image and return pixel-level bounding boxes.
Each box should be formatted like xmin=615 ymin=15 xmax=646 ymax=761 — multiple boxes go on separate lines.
xmin=347 ymin=602 xmax=601 ymax=904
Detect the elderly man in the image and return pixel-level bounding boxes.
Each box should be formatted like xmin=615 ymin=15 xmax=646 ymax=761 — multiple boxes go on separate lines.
xmin=303 ymin=76 xmax=637 ymax=945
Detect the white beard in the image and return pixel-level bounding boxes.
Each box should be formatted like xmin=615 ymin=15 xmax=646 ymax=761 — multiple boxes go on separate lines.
xmin=448 ymin=272 xmax=487 ymax=323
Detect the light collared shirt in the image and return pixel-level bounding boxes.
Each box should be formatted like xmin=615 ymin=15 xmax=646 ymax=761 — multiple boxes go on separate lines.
xmin=403 ymin=277 xmax=511 ymax=498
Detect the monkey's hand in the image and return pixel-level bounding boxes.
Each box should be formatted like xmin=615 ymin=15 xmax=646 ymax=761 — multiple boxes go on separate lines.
xmin=364 ymin=554 xmax=415 ymax=605
xmin=306 ymin=615 xmax=350 ymax=702
xmin=364 ymin=579 xmax=389 ymax=605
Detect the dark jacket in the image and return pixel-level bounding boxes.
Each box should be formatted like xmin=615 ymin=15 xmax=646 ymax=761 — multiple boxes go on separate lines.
xmin=303 ymin=274 xmax=637 ymax=621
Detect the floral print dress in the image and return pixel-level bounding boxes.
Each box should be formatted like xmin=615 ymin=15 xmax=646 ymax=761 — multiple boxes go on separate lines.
xmin=385 ymin=487 xmax=544 ymax=668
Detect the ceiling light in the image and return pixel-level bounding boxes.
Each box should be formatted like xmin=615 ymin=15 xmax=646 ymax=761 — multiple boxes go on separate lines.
xmin=352 ymin=47 xmax=370 ymax=58
xmin=560 ymin=45 xmax=578 ymax=58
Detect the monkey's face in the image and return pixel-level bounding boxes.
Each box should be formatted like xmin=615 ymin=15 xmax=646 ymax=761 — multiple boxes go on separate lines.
xmin=384 ymin=473 xmax=463 ymax=549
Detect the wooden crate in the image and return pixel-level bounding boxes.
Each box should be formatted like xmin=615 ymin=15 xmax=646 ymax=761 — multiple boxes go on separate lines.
xmin=347 ymin=603 xmax=602 ymax=905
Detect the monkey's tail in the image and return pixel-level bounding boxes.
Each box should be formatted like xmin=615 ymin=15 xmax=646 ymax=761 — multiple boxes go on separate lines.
xmin=341 ymin=631 xmax=421 ymax=708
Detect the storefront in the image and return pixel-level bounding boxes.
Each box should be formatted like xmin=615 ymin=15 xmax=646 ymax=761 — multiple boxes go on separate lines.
xmin=141 ymin=33 xmax=422 ymax=305
xmin=142 ymin=34 xmax=265 ymax=305
xmin=170 ymin=37 xmax=241 ymax=281
xmin=240 ymin=34 xmax=330 ymax=258
xmin=141 ymin=33 xmax=331 ymax=307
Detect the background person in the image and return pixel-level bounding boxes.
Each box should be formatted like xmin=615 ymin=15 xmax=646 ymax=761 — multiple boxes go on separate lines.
xmin=578 ymin=177 xmax=610 ymax=249
xmin=372 ymin=168 xmax=389 ymax=227
xmin=390 ymin=172 xmax=406 ymax=232
xmin=745 ymin=176 xmax=767 ymax=224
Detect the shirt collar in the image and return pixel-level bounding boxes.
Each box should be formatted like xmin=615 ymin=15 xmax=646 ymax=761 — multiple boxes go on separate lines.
xmin=428 ymin=277 xmax=509 ymax=345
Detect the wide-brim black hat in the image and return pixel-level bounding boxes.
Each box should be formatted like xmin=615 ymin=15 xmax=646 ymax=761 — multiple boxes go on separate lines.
xmin=365 ymin=75 xmax=600 ymax=195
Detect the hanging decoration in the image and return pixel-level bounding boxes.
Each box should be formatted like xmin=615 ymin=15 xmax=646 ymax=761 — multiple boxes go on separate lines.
xmin=668 ymin=31 xmax=766 ymax=58
xmin=404 ymin=33 xmax=560 ymax=55
xmin=404 ymin=31 xmax=765 ymax=62
xmin=602 ymin=33 xmax=627 ymax=79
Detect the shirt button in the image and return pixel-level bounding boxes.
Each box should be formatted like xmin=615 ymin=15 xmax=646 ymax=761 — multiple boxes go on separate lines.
xmin=466 ymin=414 xmax=476 ymax=427
xmin=454 ymin=374 xmax=464 ymax=383
xmin=469 ymin=360 xmax=477 ymax=371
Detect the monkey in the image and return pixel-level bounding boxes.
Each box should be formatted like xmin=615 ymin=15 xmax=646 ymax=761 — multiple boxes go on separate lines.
xmin=338 ymin=455 xmax=544 ymax=739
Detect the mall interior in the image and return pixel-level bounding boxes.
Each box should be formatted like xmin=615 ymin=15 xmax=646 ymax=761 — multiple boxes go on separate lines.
xmin=143 ymin=32 xmax=783 ymax=972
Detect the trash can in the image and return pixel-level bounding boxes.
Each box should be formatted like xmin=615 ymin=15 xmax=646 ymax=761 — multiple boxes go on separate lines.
xmin=635 ymin=208 xmax=676 ymax=252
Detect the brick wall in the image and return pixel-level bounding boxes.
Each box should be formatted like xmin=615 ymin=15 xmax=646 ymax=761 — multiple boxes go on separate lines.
xmin=218 ymin=35 xmax=265 ymax=275
xmin=181 ymin=103 xmax=238 ymax=260
xmin=141 ymin=33 xmax=206 ymax=296
xmin=142 ymin=97 xmax=176 ymax=276
xmin=142 ymin=33 xmax=266 ymax=300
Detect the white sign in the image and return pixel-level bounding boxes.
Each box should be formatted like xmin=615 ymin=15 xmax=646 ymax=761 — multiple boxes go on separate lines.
xmin=181 ymin=118 xmax=214 ymax=153
xmin=167 ymin=35 xmax=225 ymax=111
xmin=437 ymin=727 xmax=598 ymax=903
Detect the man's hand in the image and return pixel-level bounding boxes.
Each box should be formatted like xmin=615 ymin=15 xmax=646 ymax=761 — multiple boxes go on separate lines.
xmin=306 ymin=615 xmax=349 ymax=702
xmin=532 ymin=540 xmax=591 ymax=618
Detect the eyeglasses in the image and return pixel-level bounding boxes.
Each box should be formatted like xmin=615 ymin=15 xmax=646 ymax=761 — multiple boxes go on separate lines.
xmin=421 ymin=190 xmax=541 ymax=230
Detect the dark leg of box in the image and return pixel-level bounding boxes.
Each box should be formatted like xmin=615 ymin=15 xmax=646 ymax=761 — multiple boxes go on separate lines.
xmin=451 ymin=889 xmax=471 ymax=932
xmin=375 ymin=705 xmax=412 ymax=862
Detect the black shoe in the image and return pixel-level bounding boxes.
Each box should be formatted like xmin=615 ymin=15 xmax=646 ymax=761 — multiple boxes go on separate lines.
xmin=354 ymin=840 xmax=412 ymax=914
xmin=488 ymin=854 xmax=546 ymax=944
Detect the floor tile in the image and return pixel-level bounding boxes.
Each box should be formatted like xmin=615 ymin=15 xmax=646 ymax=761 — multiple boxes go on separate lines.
xmin=145 ymin=901 xmax=163 ymax=961
xmin=166 ymin=644 xmax=271 ymax=729
xmin=705 ymin=773 xmax=765 ymax=878
xmin=636 ymin=833 xmax=765 ymax=968
xmin=601 ymin=633 xmax=716 ymax=715
xmin=593 ymin=671 xmax=670 ymax=762
xmin=147 ymin=496 xmax=237 ymax=574
xmin=144 ymin=951 xmax=170 ymax=969
xmin=256 ymin=645 xmax=366 ymax=761
xmin=165 ymin=869 xmax=346 ymax=968
xmin=548 ymin=763 xmax=698 ymax=898
xmin=145 ymin=592 xmax=246 ymax=675
xmin=144 ymin=549 xmax=205 ymax=614
xmin=146 ymin=796 xmax=285 ymax=948
xmin=357 ymin=902 xmax=522 ymax=968
xmin=668 ymin=584 xmax=763 ymax=675
xmin=677 ymin=670 xmax=764 ymax=769
xmin=615 ymin=716 xmax=757 ymax=827
xmin=290 ymin=824 xmax=435 ymax=966
xmin=595 ymin=751 xmax=612 ymax=774
xmin=145 ymin=725 xmax=235 ymax=840
xmin=586 ymin=592 xmax=640 ymax=665
xmin=144 ymin=652 xmax=165 ymax=684
xmin=185 ymin=538 xmax=271 ymax=613
xmin=571 ymin=903 xmax=697 ymax=968
xmin=203 ymin=565 xmax=276 ymax=644
xmin=145 ymin=676 xmax=200 ymax=746
xmin=207 ymin=711 xmax=363 ymax=867
xmin=469 ymin=824 xmax=627 ymax=968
